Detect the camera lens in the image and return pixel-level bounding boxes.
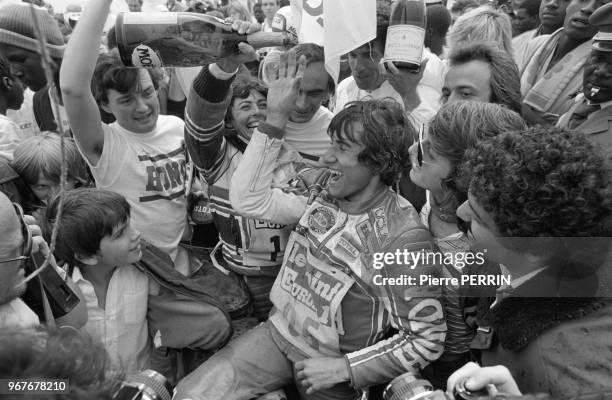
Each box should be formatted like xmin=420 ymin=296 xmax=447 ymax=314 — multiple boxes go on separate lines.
xmin=383 ymin=373 xmax=435 ymax=400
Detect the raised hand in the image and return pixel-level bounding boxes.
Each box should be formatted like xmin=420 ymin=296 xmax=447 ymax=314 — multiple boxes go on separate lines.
xmin=264 ymin=50 xmax=307 ymax=129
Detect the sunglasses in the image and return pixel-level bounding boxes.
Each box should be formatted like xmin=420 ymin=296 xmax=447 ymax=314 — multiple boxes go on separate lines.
xmin=416 ymin=123 xmax=435 ymax=168
xmin=0 ymin=203 xmax=33 ymax=266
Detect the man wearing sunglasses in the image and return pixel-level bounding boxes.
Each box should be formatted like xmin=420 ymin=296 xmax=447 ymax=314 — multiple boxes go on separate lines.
xmin=0 ymin=191 xmax=85 ymax=329
xmin=0 ymin=191 xmax=39 ymax=327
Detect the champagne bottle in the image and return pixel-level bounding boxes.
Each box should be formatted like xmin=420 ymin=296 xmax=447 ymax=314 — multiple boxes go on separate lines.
xmin=115 ymin=12 xmax=297 ymax=68
xmin=384 ymin=0 xmax=427 ymax=72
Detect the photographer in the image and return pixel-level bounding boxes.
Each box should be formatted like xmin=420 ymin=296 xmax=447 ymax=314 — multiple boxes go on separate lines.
xmin=0 ymin=190 xmax=86 ymax=329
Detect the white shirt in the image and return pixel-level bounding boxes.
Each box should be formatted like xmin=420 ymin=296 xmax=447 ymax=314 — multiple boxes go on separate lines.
xmin=334 ymin=48 xmax=446 ymax=126
xmin=0 ymin=114 xmax=21 ymax=161
xmin=284 ymin=106 xmax=332 ymax=158
xmin=76 ymin=115 xmax=188 ymax=263
xmin=6 ymin=88 xmax=40 ymax=140
xmin=72 ymin=265 xmax=151 ymax=374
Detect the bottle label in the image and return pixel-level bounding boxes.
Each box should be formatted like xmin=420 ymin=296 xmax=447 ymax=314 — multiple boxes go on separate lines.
xmin=131 ymin=44 xmax=163 ymax=68
xmin=384 ymin=25 xmax=425 ymax=64
xmin=122 ymin=12 xmax=178 ymax=25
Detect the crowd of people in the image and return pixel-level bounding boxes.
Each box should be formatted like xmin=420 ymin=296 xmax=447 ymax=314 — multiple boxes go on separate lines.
xmin=0 ymin=0 xmax=611 ymax=399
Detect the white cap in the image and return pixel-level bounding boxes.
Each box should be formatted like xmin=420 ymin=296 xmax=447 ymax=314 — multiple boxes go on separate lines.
xmin=271 ymin=6 xmax=297 ymax=38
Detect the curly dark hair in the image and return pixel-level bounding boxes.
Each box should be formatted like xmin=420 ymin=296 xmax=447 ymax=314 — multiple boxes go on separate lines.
xmin=329 ymin=99 xmax=415 ymax=186
xmin=463 ymin=126 xmax=612 ymax=241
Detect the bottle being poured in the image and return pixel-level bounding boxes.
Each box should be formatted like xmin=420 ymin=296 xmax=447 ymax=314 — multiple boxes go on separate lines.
xmin=115 ymin=12 xmax=297 ymax=68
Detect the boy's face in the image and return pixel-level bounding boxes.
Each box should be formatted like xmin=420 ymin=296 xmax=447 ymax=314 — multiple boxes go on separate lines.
xmin=0 ymin=44 xmax=47 ymax=91
xmin=96 ymin=219 xmax=142 ymax=267
xmin=30 ymin=173 xmax=76 ymax=203
xmin=102 ymin=69 xmax=160 ymax=134
xmin=321 ymin=121 xmax=379 ymax=203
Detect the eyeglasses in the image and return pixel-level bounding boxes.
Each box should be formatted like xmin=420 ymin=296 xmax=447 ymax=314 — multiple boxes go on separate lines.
xmin=0 ymin=203 xmax=33 ymax=266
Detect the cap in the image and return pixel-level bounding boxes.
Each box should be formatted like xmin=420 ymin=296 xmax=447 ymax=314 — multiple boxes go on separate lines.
xmin=590 ymin=2 xmax=612 ymax=52
xmin=0 ymin=3 xmax=65 ymax=58
xmin=271 ymin=6 xmax=297 ymax=38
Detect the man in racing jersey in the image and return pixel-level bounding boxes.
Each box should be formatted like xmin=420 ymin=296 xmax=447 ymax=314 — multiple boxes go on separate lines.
xmin=175 ymin=51 xmax=446 ymax=400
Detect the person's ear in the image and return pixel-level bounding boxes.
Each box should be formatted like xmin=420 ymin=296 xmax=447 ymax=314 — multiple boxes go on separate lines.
xmin=99 ymin=102 xmax=112 ymax=114
xmin=0 ymin=76 xmax=12 ymax=91
xmin=75 ymin=253 xmax=99 ymax=266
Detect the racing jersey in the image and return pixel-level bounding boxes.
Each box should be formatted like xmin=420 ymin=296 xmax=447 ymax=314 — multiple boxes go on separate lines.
xmin=185 ymin=64 xmax=301 ymax=273
xmin=231 ymin=129 xmax=447 ymax=388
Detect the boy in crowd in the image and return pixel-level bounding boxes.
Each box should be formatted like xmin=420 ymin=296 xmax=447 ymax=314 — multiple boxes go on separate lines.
xmin=44 ymin=188 xmax=151 ymax=374
xmin=60 ymin=0 xmax=191 ymax=273
xmin=175 ymin=53 xmax=446 ymax=400
xmin=11 ymin=134 xmax=89 ymax=214
xmin=0 ymin=54 xmax=24 ymax=161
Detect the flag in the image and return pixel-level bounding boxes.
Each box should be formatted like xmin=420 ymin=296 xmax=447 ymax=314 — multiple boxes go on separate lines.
xmin=291 ymin=0 xmax=376 ymax=83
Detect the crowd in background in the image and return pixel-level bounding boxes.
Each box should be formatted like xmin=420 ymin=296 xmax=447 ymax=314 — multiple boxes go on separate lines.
xmin=0 ymin=0 xmax=611 ymax=399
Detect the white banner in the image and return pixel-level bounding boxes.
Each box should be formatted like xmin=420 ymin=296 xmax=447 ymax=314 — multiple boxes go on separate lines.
xmin=291 ymin=0 xmax=376 ymax=83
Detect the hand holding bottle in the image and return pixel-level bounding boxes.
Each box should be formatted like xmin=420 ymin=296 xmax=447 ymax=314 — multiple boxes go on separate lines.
xmin=382 ymin=58 xmax=428 ymax=111
xmin=217 ymin=19 xmax=260 ymax=72
xmin=264 ymin=50 xmax=307 ymax=129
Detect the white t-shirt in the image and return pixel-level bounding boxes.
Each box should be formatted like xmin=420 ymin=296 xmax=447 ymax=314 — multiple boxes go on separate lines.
xmin=6 ymin=88 xmax=40 ymax=140
xmin=284 ymin=106 xmax=332 ymax=158
xmin=334 ymin=48 xmax=446 ymax=125
xmin=0 ymin=115 xmax=21 ymax=161
xmin=72 ymin=265 xmax=151 ymax=374
xmin=78 ymin=115 xmax=188 ymax=261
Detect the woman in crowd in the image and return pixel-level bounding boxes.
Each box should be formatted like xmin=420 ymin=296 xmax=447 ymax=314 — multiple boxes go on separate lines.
xmin=408 ymin=101 xmax=526 ymax=388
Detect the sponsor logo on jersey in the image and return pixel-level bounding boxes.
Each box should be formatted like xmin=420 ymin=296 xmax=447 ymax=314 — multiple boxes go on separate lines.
xmin=308 ymin=207 xmax=336 ymax=234
xmin=335 ymin=232 xmax=359 ymax=259
xmin=356 ymin=220 xmax=376 ymax=256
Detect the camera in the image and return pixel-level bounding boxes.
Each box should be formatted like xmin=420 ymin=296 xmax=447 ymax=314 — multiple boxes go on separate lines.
xmin=113 ymin=370 xmax=172 ymax=400
xmin=383 ymin=373 xmax=491 ymax=400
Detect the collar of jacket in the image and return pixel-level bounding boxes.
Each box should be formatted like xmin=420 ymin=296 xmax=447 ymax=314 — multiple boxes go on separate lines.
xmin=478 ymin=266 xmax=608 ymax=351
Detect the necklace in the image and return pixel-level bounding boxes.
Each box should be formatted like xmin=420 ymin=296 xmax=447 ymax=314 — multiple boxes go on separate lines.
xmin=430 ymin=191 xmax=459 ymax=224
